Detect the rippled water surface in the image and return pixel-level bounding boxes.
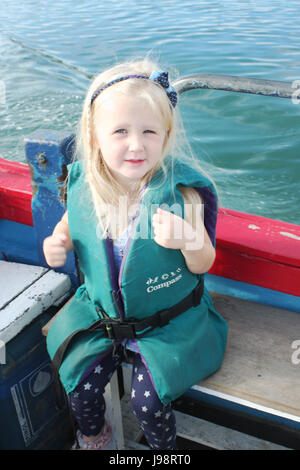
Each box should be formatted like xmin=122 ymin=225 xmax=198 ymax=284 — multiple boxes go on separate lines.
xmin=0 ymin=0 xmax=299 ymax=223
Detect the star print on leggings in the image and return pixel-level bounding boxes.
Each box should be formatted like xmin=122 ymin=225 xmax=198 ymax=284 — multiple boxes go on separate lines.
xmin=130 ymin=353 xmax=177 ymax=450
xmin=69 ymin=345 xmax=176 ymax=449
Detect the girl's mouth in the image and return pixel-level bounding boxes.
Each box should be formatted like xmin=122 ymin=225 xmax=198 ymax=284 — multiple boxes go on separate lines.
xmin=125 ymin=159 xmax=145 ymax=165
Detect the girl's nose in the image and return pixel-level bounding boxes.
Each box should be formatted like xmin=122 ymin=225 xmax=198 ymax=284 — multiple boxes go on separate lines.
xmin=129 ymin=134 xmax=144 ymax=152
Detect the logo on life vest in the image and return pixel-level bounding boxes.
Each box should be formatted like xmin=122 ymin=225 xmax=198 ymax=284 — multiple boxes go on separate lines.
xmin=146 ymin=268 xmax=182 ymax=293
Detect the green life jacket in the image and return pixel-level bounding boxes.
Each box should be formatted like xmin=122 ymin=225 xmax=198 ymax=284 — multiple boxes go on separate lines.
xmin=46 ymin=157 xmax=228 ymax=405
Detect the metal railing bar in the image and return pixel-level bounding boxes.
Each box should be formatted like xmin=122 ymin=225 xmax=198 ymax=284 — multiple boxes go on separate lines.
xmin=173 ymin=73 xmax=295 ymax=99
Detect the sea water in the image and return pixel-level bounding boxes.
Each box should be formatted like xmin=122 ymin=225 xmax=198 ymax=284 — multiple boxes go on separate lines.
xmin=0 ymin=0 xmax=299 ymax=224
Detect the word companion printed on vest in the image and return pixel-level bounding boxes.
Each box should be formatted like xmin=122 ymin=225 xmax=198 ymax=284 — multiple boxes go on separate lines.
xmin=146 ymin=267 xmax=182 ymax=293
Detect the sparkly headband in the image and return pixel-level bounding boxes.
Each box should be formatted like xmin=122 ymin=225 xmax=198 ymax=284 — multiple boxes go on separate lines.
xmin=90 ymin=71 xmax=177 ymax=107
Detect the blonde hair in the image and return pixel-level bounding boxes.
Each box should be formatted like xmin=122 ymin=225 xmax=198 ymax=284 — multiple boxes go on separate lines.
xmin=74 ymin=57 xmax=217 ymax=239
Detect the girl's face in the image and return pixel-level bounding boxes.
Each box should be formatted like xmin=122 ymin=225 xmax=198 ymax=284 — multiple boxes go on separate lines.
xmin=93 ymin=94 xmax=167 ymax=191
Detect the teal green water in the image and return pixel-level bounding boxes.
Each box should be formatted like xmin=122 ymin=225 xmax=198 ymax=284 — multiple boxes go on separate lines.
xmin=0 ymin=0 xmax=299 ymax=224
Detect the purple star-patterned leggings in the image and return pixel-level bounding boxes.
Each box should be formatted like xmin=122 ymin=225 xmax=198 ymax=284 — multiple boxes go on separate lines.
xmin=69 ymin=344 xmax=177 ymax=450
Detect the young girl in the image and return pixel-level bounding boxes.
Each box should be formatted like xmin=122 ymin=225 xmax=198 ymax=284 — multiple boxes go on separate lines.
xmin=43 ymin=59 xmax=228 ymax=450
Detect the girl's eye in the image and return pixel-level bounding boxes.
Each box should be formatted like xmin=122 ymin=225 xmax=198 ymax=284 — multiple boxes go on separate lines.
xmin=115 ymin=129 xmax=126 ymax=134
xmin=144 ymin=129 xmax=155 ymax=134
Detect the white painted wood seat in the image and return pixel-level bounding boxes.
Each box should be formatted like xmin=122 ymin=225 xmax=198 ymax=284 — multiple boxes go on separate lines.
xmin=0 ymin=260 xmax=71 ymax=344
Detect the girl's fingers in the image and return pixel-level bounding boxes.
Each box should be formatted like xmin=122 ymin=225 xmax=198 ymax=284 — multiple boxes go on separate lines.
xmin=156 ymin=208 xmax=170 ymax=218
xmin=153 ymin=208 xmax=172 ymax=224
xmin=152 ymin=212 xmax=162 ymax=224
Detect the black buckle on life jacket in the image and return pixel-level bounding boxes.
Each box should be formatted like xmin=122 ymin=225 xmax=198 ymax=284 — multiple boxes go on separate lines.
xmin=98 ymin=279 xmax=204 ymax=341
xmin=101 ymin=318 xmax=138 ymax=340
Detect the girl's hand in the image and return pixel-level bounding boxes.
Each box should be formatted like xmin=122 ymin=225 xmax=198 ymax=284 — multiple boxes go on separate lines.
xmin=43 ymin=233 xmax=69 ymax=267
xmin=152 ymin=208 xmax=204 ymax=250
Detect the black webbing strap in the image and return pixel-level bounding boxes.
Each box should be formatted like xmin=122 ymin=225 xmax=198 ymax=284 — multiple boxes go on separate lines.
xmin=101 ymin=278 xmax=204 ymax=340
xmin=51 ymin=279 xmax=204 ymax=408
xmin=133 ymin=278 xmax=204 ymax=336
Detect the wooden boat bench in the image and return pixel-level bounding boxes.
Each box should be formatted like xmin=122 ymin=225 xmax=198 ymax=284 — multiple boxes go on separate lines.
xmin=180 ymin=290 xmax=300 ymax=450
xmin=42 ymin=287 xmax=300 ymax=450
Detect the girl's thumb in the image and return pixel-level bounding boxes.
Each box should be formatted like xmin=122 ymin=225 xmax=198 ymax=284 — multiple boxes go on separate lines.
xmin=57 ymin=233 xmax=68 ymax=243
